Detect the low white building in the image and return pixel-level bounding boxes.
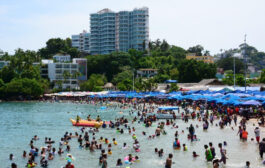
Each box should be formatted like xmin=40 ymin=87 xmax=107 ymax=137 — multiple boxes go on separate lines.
xmin=48 ymin=62 xmax=79 ymax=90
xmin=53 ymin=54 xmax=71 ymax=62
xmin=73 ymin=58 xmax=87 ymax=81
xmin=137 ymin=68 xmax=158 ymax=78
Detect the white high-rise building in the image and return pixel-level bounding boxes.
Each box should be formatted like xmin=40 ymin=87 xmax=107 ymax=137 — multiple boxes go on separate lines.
xmin=0 ymin=49 xmax=4 ymax=57
xmin=90 ymin=7 xmax=149 ymax=55
xmin=71 ymin=30 xmax=90 ymax=54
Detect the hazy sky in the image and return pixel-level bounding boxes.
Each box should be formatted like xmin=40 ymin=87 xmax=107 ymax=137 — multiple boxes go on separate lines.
xmin=0 ymin=0 xmax=265 ymax=54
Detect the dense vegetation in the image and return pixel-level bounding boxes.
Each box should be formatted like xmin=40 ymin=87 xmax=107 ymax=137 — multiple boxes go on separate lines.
xmin=84 ymin=40 xmax=216 ymax=91
xmin=0 ymin=49 xmax=49 ymax=100
xmin=7 ymin=38 xmax=265 ymax=97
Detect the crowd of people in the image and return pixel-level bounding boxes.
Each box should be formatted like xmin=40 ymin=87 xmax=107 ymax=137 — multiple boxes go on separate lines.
xmin=7 ymin=96 xmax=265 ymax=168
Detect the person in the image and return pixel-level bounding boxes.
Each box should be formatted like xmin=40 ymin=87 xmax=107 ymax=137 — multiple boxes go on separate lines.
xmin=101 ymin=154 xmax=107 ymax=168
xmin=108 ymin=149 xmax=112 ymax=155
xmin=165 ymin=153 xmax=173 ymax=168
xmin=245 ymin=161 xmax=250 ymax=168
xmin=254 ymin=127 xmax=260 ymax=143
xmin=155 ymin=126 xmax=161 ymax=136
xmin=189 ymin=124 xmax=195 ymax=142
xmin=237 ymin=126 xmax=243 ymax=139
xmin=192 ymin=151 xmax=199 ymax=157
xmin=9 ymin=153 xmax=14 ymax=160
xmin=11 ymin=163 xmax=17 ymax=168
xmin=87 ymin=114 xmax=91 ymax=121
xmin=96 ymin=115 xmax=101 ymax=122
xmin=158 ymin=149 xmax=164 ymax=157
xmin=183 ymin=144 xmax=187 ymax=151
xmin=213 ymin=159 xmax=219 ymax=168
xmin=209 ymin=142 xmax=216 ymax=158
xmin=113 ymin=138 xmax=118 ymax=145
xmin=173 ymin=138 xmax=180 ymax=149
xmin=204 ymin=145 xmax=213 ymax=161
xmin=65 ymin=160 xmax=75 ymax=168
xmin=26 ymin=160 xmax=37 ymax=168
xmin=242 ymin=128 xmax=248 ymax=141
xmin=259 ymin=138 xmax=265 ymax=158
xmin=116 ymin=158 xmax=123 ymax=166
xmin=40 ymin=157 xmax=48 ymax=167
xmin=218 ymin=143 xmax=227 ymax=164
xmin=76 ymin=115 xmax=80 ymax=123
xmin=23 ymin=151 xmax=27 ymax=158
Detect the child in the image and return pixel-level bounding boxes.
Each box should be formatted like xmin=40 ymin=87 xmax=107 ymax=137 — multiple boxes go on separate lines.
xmin=113 ymin=138 xmax=118 ymax=145
xmin=134 ymin=156 xmax=140 ymax=162
xmin=158 ymin=149 xmax=163 ymax=157
xmin=105 ymin=138 xmax=109 ymax=144
xmin=108 ymin=149 xmax=112 ymax=155
xmin=193 ymin=151 xmax=199 ymax=157
xmin=183 ymin=144 xmax=187 ymax=151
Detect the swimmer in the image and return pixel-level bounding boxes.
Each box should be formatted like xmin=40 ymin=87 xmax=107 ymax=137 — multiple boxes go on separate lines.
xmin=113 ymin=138 xmax=118 ymax=145
xmin=33 ymin=135 xmax=39 ymax=141
xmin=116 ymin=158 xmax=123 ymax=166
xmin=105 ymin=138 xmax=109 ymax=144
xmin=183 ymin=144 xmax=187 ymax=151
xmin=193 ymin=151 xmax=199 ymax=157
xmin=108 ymin=149 xmax=112 ymax=155
xmin=23 ymin=151 xmax=27 ymax=158
xmin=9 ymin=153 xmax=14 ymax=160
xmin=158 ymin=149 xmax=164 ymax=157
xmin=122 ymin=143 xmax=128 ymax=149
xmin=134 ymin=156 xmax=139 ymax=162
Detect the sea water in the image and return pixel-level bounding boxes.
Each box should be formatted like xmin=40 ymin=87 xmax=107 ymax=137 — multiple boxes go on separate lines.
xmin=0 ymin=102 xmax=264 ymax=168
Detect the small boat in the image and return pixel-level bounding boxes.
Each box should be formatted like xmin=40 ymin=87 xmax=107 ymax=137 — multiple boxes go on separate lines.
xmin=70 ymin=119 xmax=109 ymax=128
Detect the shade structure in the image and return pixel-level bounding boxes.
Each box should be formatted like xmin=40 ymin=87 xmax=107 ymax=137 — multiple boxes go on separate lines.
xmin=158 ymin=106 xmax=179 ymax=110
xmin=242 ymin=100 xmax=261 ymax=106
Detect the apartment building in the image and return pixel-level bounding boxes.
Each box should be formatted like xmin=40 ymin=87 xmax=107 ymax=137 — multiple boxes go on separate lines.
xmin=71 ymin=30 xmax=90 ymax=54
xmin=48 ymin=62 xmax=79 ymax=89
xmin=90 ymin=7 xmax=149 ymax=55
xmin=46 ymin=55 xmax=87 ymax=89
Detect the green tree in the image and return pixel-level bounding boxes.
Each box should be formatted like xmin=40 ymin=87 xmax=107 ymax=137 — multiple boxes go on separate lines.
xmin=0 ymin=66 xmax=17 ymax=83
xmin=38 ymin=38 xmax=80 ymax=59
xmin=117 ymin=78 xmax=132 ymax=91
xmin=170 ymin=68 xmax=179 ymax=80
xmin=0 ymin=79 xmax=4 ymax=87
xmin=169 ymin=83 xmax=179 ymax=92
xmin=187 ymin=45 xmax=204 ymax=56
xmin=236 ymin=74 xmax=245 ymax=86
xmin=216 ymin=57 xmax=244 ymax=74
xmin=260 ymin=69 xmax=265 ymax=84
xmin=1 ymin=78 xmax=44 ymax=99
xmin=177 ymin=59 xmax=217 ymax=83
xmin=80 ymin=74 xmax=106 ymax=91
xmin=21 ymin=66 xmax=41 ymax=80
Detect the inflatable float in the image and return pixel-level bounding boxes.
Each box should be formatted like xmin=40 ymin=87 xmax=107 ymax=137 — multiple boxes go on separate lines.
xmin=70 ymin=119 xmax=110 ymax=128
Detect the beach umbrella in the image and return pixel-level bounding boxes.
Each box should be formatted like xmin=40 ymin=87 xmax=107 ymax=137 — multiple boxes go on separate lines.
xmin=242 ymin=100 xmax=261 ymax=106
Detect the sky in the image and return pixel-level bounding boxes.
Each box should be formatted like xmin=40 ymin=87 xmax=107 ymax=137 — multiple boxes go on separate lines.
xmin=0 ymin=0 xmax=265 ymax=55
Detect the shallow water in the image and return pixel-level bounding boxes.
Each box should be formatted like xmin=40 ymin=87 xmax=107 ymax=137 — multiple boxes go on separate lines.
xmin=0 ymin=102 xmax=264 ymax=168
